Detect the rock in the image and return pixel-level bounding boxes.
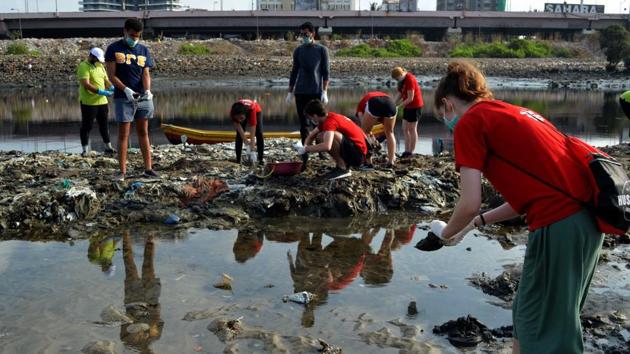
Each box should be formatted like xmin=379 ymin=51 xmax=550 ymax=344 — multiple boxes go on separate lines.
xmin=407 ymin=301 xmax=418 ymax=316
xmin=433 ymin=315 xmax=495 ymax=348
xmin=126 ymin=323 xmax=150 ymax=334
xmin=208 ymin=317 xmax=243 ymax=342
xmin=81 ymin=340 xmax=116 ymax=354
xmin=99 ymin=305 xmax=133 ymax=325
xmin=469 ymin=265 xmax=521 ymax=304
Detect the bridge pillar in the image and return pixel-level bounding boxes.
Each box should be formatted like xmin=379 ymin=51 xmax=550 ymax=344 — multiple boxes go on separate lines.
xmin=446 ymin=27 xmax=462 ymax=41
xmin=0 ymin=20 xmax=8 ymax=39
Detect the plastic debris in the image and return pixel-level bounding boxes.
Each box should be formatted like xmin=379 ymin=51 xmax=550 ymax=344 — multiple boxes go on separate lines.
xmin=213 ymin=273 xmax=233 ymax=290
xmin=164 ymin=214 xmax=181 ymax=225
xmin=282 ymin=291 xmax=315 ymax=304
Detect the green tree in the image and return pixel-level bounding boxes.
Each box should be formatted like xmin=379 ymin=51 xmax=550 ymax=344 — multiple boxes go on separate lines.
xmin=599 ymin=25 xmax=630 ymax=72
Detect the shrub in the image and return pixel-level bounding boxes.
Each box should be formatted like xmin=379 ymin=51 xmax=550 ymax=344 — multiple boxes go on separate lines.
xmin=6 ymin=41 xmax=31 ymax=55
xmin=449 ymin=39 xmax=571 ymax=58
xmin=599 ymin=25 xmax=630 ymax=71
xmin=336 ymin=39 xmax=421 ymax=58
xmin=178 ymin=43 xmax=210 ymax=56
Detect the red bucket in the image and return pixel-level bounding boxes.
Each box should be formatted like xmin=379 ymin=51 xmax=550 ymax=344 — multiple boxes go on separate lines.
xmin=265 ymin=161 xmax=303 ymax=176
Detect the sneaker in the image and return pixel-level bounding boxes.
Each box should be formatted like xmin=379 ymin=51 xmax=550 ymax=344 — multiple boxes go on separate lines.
xmin=114 ymin=172 xmax=126 ymax=182
xmin=327 ymin=167 xmax=352 ymax=180
xmin=143 ymin=169 xmax=160 ymax=179
xmin=401 ymin=151 xmax=412 ymax=159
xmin=358 ymin=164 xmax=374 ymax=171
xmin=104 ymin=147 xmax=116 ymax=155
xmin=384 ymin=162 xmax=395 ymax=169
xmin=81 ymin=151 xmax=88 ymax=157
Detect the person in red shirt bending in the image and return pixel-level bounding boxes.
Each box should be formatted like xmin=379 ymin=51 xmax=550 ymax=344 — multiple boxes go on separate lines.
xmin=295 ymin=100 xmax=368 ymax=180
xmin=392 ymin=67 xmax=423 ymax=158
xmin=416 ymin=61 xmax=603 ymax=354
xmin=356 ymin=91 xmax=397 ymax=167
xmin=230 ymin=99 xmax=264 ymax=165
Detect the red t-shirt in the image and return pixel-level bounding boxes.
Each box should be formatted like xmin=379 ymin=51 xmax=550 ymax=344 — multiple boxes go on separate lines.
xmin=356 ymin=91 xmax=391 ymax=115
xmin=398 ymin=73 xmax=423 ymax=109
xmin=454 ymin=100 xmax=592 ymax=231
xmin=238 ymin=99 xmax=261 ymax=126
xmin=319 ymin=112 xmax=368 ymax=155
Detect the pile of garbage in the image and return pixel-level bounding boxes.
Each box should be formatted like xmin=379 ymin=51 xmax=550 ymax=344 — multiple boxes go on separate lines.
xmin=0 ymin=139 xmax=466 ymax=240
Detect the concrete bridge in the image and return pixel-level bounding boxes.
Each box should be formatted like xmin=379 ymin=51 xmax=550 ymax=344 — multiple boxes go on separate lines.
xmin=0 ymin=10 xmax=628 ymax=40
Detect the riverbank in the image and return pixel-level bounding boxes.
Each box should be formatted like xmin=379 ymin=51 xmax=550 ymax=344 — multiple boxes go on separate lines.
xmin=1 ymin=38 xmax=628 ymax=90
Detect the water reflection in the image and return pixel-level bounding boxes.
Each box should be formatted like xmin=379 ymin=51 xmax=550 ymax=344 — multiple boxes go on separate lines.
xmin=120 ymin=230 xmax=163 ymax=353
xmin=0 ymin=86 xmax=628 ymax=154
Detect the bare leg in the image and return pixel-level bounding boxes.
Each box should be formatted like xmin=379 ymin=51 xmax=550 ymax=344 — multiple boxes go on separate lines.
xmin=402 ymin=120 xmax=411 ymax=153
xmin=513 ymin=339 xmax=520 ymax=354
xmin=135 ymin=119 xmax=152 ymax=171
xmin=407 ymin=120 xmax=418 ymax=155
xmin=383 ymin=116 xmax=396 ymax=164
xmin=118 ymin=123 xmax=131 ymax=174
xmin=329 ymin=132 xmax=346 ymax=170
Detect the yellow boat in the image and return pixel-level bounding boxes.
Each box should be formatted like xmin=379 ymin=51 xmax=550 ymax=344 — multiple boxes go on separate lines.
xmin=162 ymin=123 xmax=385 ymax=145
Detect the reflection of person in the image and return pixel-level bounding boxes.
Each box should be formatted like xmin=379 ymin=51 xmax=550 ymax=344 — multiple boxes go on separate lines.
xmin=361 ymin=229 xmax=394 ymax=286
xmin=87 ymin=236 xmax=118 ymax=276
xmin=120 ymin=231 xmax=163 ymax=352
xmin=426 ymin=61 xmax=603 ymax=354
xmin=77 ymin=47 xmax=115 ymax=157
xmin=105 ymin=18 xmax=158 ymax=182
xmin=392 ymin=67 xmax=423 ymax=158
xmin=356 ymin=92 xmax=397 ymax=167
xmin=619 ymin=90 xmax=630 ymax=119
xmin=287 ymin=232 xmax=330 ymax=328
xmin=286 ymin=22 xmax=330 ymax=143
xmin=296 ymin=100 xmax=368 ymax=180
xmin=233 ymin=230 xmax=264 ymax=263
xmin=325 ymin=234 xmax=371 ymax=291
xmin=230 ymin=99 xmax=264 ymax=165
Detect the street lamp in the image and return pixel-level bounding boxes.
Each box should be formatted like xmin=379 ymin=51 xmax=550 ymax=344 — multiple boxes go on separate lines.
xmin=10 ymin=8 xmax=23 ymax=39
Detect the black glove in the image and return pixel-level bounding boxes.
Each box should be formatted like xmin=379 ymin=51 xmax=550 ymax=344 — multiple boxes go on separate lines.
xmin=414 ymin=232 xmax=444 ymax=252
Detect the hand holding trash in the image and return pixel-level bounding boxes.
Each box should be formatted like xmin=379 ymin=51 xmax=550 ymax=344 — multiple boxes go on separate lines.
xmin=285 ymin=92 xmax=293 ymax=104
xmin=320 ymin=91 xmax=329 ymax=105
xmin=143 ymin=90 xmax=153 ymax=101
xmin=249 ymin=152 xmax=257 ymax=164
xmin=415 ymin=220 xmax=475 ymax=252
xmin=293 ymin=142 xmax=306 ymax=155
xmin=123 ymin=87 xmax=136 ymax=102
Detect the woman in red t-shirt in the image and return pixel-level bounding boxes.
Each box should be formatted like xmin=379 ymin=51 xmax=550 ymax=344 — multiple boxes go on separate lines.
xmin=417 ymin=61 xmax=603 ymax=354
xmin=392 ymin=67 xmax=424 ymax=158
xmin=230 ymin=99 xmax=264 ymax=165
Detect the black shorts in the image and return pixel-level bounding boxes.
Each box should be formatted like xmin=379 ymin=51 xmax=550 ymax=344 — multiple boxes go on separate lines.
xmin=340 ymin=136 xmax=365 ymax=168
xmin=403 ymin=107 xmax=422 ymax=123
xmin=620 ymin=97 xmax=630 ymax=119
xmin=366 ymin=96 xmax=397 ymax=119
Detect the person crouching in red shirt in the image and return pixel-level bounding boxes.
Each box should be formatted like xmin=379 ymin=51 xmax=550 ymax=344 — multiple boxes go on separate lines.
xmin=294 ymin=100 xmax=368 ymax=180
xmin=356 ymin=91 xmax=397 ymax=167
xmin=392 ymin=67 xmax=423 ymax=158
xmin=230 ymin=99 xmax=264 ymax=165
xmin=418 ymin=61 xmax=603 ymax=354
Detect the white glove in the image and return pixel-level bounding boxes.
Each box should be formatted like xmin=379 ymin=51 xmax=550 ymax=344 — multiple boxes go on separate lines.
xmin=245 ymin=145 xmax=251 ymax=154
xmin=320 ymin=91 xmax=329 ymax=105
xmin=293 ymin=142 xmax=306 ymax=155
xmin=123 ymin=87 xmax=136 ymax=102
xmin=143 ymin=90 xmax=153 ymax=101
xmin=430 ymin=220 xmax=475 ymax=247
xmin=249 ymin=152 xmax=257 ymax=163
xmin=430 ymin=220 xmax=447 ymax=238
xmin=285 ymin=92 xmax=293 ymax=104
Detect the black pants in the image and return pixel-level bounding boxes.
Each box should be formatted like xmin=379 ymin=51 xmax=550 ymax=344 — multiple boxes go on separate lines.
xmin=295 ymin=93 xmax=321 ymax=143
xmin=80 ymin=103 xmax=111 ymax=146
xmin=235 ymin=112 xmax=264 ymax=163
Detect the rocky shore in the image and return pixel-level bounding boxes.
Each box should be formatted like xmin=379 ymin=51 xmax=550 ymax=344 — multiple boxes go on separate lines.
xmin=1 ymin=38 xmax=629 ymax=90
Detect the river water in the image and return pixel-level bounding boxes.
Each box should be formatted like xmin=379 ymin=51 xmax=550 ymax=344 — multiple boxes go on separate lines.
xmin=0 ymin=85 xmax=629 ymax=353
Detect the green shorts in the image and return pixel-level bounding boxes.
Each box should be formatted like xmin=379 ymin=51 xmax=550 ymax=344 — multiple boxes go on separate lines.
xmin=513 ymin=210 xmax=603 ymax=354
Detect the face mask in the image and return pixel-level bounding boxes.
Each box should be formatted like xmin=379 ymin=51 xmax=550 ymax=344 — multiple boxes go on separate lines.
xmin=125 ymin=36 xmax=139 ymax=48
xmin=302 ymin=36 xmax=313 ymax=45
xmin=444 ymin=114 xmax=460 ymax=132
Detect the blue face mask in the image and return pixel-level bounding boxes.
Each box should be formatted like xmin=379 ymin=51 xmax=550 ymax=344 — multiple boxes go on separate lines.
xmin=444 ymin=115 xmax=460 ymax=132
xmin=302 ymin=36 xmax=313 ymax=45
xmin=126 ymin=36 xmax=139 ymax=48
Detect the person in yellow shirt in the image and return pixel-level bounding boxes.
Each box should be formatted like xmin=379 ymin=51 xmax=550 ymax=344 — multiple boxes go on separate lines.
xmin=77 ymin=47 xmax=115 ymax=157
xmin=620 ymin=90 xmax=630 ymax=120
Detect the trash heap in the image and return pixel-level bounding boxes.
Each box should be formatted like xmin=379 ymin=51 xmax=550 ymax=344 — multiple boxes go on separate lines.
xmin=0 ymin=138 xmax=469 ymax=240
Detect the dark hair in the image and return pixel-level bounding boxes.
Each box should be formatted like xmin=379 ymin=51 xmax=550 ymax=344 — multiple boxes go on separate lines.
xmin=433 ymin=60 xmax=493 ymax=112
xmin=230 ymin=102 xmax=247 ymax=122
xmin=300 ymin=22 xmax=314 ymax=33
xmin=124 ymin=18 xmax=144 ymax=33
xmin=303 ymin=99 xmax=326 ymax=117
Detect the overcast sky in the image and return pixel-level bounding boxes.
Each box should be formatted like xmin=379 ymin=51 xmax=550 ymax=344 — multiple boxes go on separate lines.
xmin=0 ymin=0 xmax=625 ymax=13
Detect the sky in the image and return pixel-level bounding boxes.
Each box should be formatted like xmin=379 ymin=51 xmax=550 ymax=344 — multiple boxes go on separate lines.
xmin=0 ymin=0 xmax=626 ymax=13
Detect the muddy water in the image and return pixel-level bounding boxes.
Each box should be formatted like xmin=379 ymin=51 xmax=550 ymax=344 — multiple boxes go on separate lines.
xmin=0 ymin=220 xmax=530 ymax=353
xmin=0 ymin=86 xmax=628 ymax=155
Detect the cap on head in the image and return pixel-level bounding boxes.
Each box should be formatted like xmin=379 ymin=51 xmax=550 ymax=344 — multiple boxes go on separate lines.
xmin=391 ymin=67 xmax=405 ymax=79
xmin=89 ymin=47 xmax=105 ymax=63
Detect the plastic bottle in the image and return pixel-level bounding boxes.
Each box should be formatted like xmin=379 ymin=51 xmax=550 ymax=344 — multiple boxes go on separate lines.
xmin=282 ymin=291 xmax=315 ymax=304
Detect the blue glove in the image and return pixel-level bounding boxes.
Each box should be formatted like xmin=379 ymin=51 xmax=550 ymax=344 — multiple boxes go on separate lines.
xmin=108 ymin=85 xmax=115 ymax=91
xmin=97 ymin=89 xmax=113 ymax=97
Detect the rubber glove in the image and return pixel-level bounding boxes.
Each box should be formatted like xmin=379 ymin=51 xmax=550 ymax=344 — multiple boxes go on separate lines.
xmin=108 ymin=85 xmax=115 ymax=91
xmin=285 ymin=92 xmax=293 ymax=104
xmin=143 ymin=90 xmax=153 ymax=101
xmin=123 ymin=87 xmax=136 ymax=102
xmin=320 ymin=91 xmax=329 ymax=105
xmin=249 ymin=152 xmax=257 ymax=164
xmin=245 ymin=145 xmax=251 ymax=154
xmin=96 ymin=89 xmax=113 ymax=97
xmin=293 ymin=142 xmax=306 ymax=155
xmin=430 ymin=220 xmax=475 ymax=246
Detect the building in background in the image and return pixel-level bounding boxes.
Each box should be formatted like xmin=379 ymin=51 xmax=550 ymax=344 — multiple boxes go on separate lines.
xmin=260 ymin=0 xmax=356 ymax=11
xmin=379 ymin=0 xmax=418 ymax=11
xmin=321 ymin=0 xmax=357 ymax=10
xmin=258 ymin=0 xmax=294 ymax=10
xmin=436 ymin=0 xmax=506 ymax=11
xmin=80 ymin=0 xmax=182 ymax=12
